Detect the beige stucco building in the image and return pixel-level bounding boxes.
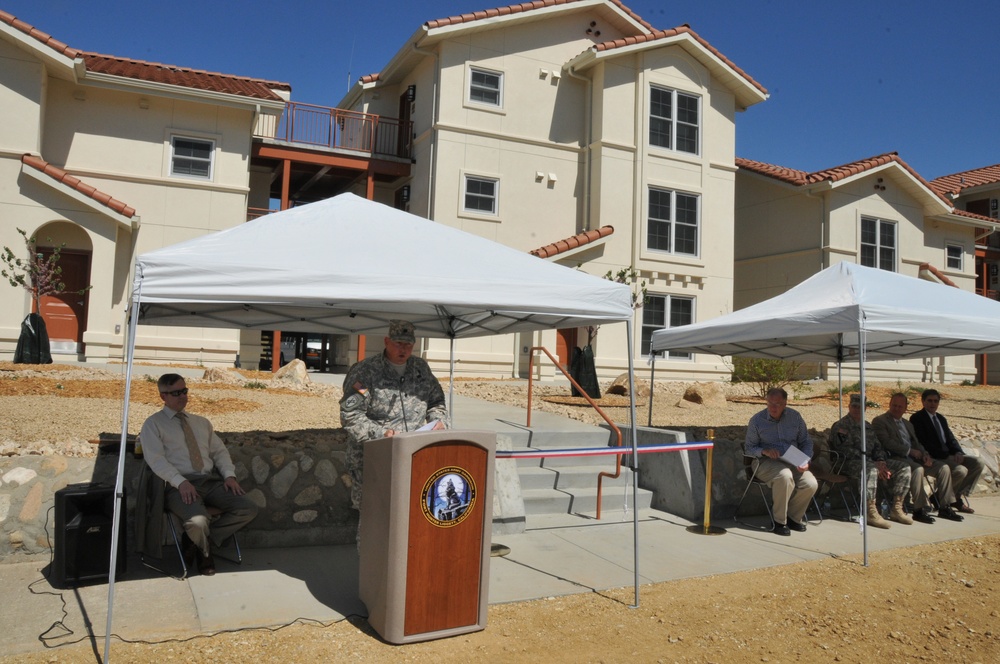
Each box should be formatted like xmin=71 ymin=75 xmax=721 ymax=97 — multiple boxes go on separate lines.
xmin=337 ymin=0 xmax=767 ymax=380
xmin=734 ymin=152 xmax=999 ymax=382
xmin=931 ymin=164 xmax=1000 ymax=383
xmin=0 ymin=10 xmax=288 ymax=365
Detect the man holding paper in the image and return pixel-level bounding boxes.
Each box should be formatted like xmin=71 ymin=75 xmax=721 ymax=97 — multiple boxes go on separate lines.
xmin=340 ymin=320 xmax=449 ymax=512
xmin=745 ymin=387 xmax=818 ymax=536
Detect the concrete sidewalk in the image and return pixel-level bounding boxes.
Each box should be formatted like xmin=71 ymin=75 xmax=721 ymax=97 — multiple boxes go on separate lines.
xmin=4 ymin=495 xmax=998 ymax=657
xmin=5 ymin=365 xmax=999 ymax=656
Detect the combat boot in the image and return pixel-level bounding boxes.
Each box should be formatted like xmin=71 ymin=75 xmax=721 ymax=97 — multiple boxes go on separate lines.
xmin=866 ymin=500 xmax=891 ymax=529
xmin=888 ymin=496 xmax=913 ymax=525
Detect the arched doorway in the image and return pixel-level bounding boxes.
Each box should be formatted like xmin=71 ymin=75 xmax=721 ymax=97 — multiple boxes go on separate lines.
xmin=33 ymin=223 xmax=93 ymax=355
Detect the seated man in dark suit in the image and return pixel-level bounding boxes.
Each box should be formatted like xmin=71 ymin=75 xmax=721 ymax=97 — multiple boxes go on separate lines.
xmin=909 ymin=389 xmax=984 ymax=516
xmin=871 ymin=393 xmax=958 ymax=523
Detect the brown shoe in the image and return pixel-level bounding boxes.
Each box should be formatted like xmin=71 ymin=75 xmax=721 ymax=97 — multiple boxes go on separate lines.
xmin=953 ymin=501 xmax=975 ymax=514
xmin=197 ymin=551 xmax=216 ymax=576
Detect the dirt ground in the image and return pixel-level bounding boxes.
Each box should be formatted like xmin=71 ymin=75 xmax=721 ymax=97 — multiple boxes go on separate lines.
xmin=2 ymin=362 xmax=1000 ymax=662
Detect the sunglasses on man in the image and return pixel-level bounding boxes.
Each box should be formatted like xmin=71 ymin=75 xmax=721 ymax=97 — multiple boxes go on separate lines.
xmin=160 ymin=388 xmax=189 ymax=397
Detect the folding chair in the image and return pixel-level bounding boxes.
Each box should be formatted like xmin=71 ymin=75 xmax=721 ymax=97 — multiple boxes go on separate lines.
xmin=141 ymin=507 xmax=243 ymax=580
xmin=809 ymin=450 xmax=858 ymax=521
xmin=136 ymin=463 xmax=242 ymax=580
xmin=733 ymin=448 xmax=775 ymax=531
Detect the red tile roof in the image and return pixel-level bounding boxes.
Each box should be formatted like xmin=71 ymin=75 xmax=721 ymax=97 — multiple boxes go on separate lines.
xmin=0 ymin=9 xmax=79 ymax=58
xmin=22 ymin=154 xmax=137 ymax=219
xmin=82 ymin=53 xmax=289 ymax=101
xmin=1 ymin=10 xmax=290 ymax=101
xmin=737 ymin=152 xmax=918 ymax=186
xmin=425 ymin=0 xmax=655 ymax=31
xmin=594 ymin=25 xmax=767 ymax=95
xmin=930 ymin=164 xmax=1000 ymax=197
xmin=918 ymin=263 xmax=957 ymax=288
xmin=530 ymin=225 xmax=614 ymax=258
xmin=737 ymin=154 xmax=997 ymax=225
xmin=738 ymin=152 xmax=949 ymax=201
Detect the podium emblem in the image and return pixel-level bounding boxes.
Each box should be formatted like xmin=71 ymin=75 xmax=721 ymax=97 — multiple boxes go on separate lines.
xmin=420 ymin=466 xmax=477 ymax=527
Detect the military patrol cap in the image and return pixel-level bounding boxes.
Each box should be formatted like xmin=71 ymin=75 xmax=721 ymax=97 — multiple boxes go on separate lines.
xmin=849 ymin=393 xmax=862 ymax=406
xmin=388 ymin=319 xmax=416 ymax=343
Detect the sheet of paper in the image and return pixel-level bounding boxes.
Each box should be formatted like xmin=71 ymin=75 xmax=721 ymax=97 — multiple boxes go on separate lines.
xmin=416 ymin=420 xmax=440 ymax=432
xmin=779 ymin=445 xmax=810 ymax=468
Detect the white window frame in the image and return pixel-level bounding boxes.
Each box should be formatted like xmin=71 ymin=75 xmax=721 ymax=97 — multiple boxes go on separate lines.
xmin=642 ymin=294 xmax=695 ymax=359
xmin=467 ymin=66 xmax=504 ymax=108
xmin=649 ymin=85 xmax=700 ymax=155
xmin=860 ymin=216 xmax=896 ymax=271
xmin=462 ymin=174 xmax=499 ymax=217
xmin=946 ymin=243 xmax=964 ymax=271
xmin=169 ymin=135 xmax=215 ymax=180
xmin=646 ymin=186 xmax=700 ymax=257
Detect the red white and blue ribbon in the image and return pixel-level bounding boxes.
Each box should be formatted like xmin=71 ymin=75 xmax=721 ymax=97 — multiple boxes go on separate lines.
xmin=495 ymin=441 xmax=713 ymax=460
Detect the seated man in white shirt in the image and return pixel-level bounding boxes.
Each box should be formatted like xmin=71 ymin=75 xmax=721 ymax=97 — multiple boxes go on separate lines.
xmin=139 ymin=373 xmax=257 ymax=575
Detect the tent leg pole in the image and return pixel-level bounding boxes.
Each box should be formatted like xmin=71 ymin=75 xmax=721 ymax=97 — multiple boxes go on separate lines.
xmin=448 ymin=338 xmax=455 ymax=425
xmin=104 ymin=280 xmax=142 ymax=663
xmin=626 ymin=320 xmax=640 ymax=609
xmin=647 ymin=354 xmax=656 ymax=427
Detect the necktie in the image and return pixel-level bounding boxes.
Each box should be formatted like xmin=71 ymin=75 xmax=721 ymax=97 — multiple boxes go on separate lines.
xmin=931 ymin=414 xmax=946 ymax=444
xmin=176 ymin=411 xmax=204 ymax=472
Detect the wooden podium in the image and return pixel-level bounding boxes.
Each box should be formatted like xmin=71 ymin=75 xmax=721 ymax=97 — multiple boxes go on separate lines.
xmin=358 ymin=429 xmax=496 ymax=644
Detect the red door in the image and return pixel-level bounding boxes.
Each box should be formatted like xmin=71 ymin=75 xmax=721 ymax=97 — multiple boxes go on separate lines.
xmin=37 ymin=250 xmax=90 ymax=351
xmin=556 ymin=328 xmax=577 ymax=372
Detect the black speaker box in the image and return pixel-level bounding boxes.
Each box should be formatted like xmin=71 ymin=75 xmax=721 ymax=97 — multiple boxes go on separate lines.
xmin=52 ymin=483 xmax=126 ymax=588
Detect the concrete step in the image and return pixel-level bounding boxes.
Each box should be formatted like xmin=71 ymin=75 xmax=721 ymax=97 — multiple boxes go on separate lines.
xmin=518 ymin=465 xmax=633 ymax=490
xmin=520 ymin=507 xmax=663 ymax=532
xmin=521 ymin=485 xmax=653 ymax=519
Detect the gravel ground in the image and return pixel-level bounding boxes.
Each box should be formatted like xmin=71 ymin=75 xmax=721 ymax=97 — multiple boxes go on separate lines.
xmin=2 ymin=362 xmax=1000 ymax=662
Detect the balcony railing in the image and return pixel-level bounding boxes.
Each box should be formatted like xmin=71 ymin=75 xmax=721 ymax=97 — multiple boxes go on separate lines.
xmin=254 ymin=101 xmax=412 ymax=160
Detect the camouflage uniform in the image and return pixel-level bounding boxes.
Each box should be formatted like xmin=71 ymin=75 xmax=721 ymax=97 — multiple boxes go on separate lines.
xmin=829 ymin=414 xmax=911 ymax=501
xmin=340 ymin=352 xmax=448 ymax=509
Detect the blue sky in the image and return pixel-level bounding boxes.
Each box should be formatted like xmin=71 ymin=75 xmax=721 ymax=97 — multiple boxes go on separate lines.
xmin=5 ymin=0 xmax=997 ymax=179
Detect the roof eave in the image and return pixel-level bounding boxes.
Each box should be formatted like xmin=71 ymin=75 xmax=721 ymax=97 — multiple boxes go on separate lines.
xmin=0 ymin=21 xmax=83 ymax=82
xmin=81 ymin=71 xmax=286 ymax=112
xmin=933 ymin=212 xmax=1000 ymax=233
xmin=21 ymin=161 xmax=139 ymax=231
xmin=569 ymin=33 xmax=768 ymax=109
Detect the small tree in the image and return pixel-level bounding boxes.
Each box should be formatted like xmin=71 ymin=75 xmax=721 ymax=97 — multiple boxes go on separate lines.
xmin=585 ymin=266 xmax=648 ymax=344
xmin=1 ymin=228 xmax=73 ymax=314
xmin=731 ymin=356 xmax=803 ymax=398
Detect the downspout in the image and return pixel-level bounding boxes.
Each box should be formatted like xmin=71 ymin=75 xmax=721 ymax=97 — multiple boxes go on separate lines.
xmin=565 ymin=65 xmax=592 ymax=231
xmin=412 ymin=40 xmax=439 ymax=221
xmin=806 ymin=187 xmax=829 ymax=379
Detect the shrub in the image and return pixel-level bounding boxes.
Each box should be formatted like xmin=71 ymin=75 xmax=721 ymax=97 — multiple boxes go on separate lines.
xmin=731 ymin=357 xmax=802 ymax=398
xmin=244 ymin=380 xmax=268 ymax=390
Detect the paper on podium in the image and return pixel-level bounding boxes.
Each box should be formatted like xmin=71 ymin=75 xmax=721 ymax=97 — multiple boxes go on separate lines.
xmin=416 ymin=420 xmax=441 ymax=432
xmin=779 ymin=445 xmax=810 ymax=468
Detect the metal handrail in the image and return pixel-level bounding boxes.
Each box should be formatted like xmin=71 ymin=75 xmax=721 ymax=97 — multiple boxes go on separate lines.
xmin=256 ymin=101 xmax=412 ymax=160
xmin=526 ymin=346 xmax=622 ymax=519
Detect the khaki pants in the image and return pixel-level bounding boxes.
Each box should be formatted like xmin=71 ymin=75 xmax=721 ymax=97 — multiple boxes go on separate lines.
xmin=751 ymin=458 xmax=818 ymax=525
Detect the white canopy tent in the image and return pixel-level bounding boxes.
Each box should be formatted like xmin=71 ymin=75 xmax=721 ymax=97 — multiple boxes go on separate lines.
xmin=650 ymin=261 xmax=1000 ymax=564
xmin=102 ymin=194 xmax=640 ymax=661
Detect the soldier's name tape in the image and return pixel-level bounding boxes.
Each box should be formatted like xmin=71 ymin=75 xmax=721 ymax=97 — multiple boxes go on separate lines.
xmin=496 ymin=441 xmax=713 ymax=460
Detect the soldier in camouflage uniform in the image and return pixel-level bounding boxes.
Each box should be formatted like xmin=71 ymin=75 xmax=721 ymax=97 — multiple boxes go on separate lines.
xmin=829 ymin=394 xmax=912 ymax=529
xmin=339 ymin=320 xmax=449 ymax=511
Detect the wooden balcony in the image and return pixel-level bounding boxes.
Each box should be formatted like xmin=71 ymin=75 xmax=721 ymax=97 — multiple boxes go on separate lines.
xmin=254 ymin=101 xmax=412 ymax=161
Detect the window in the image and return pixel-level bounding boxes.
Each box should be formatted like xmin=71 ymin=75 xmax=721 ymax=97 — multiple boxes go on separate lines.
xmin=464 ymin=175 xmax=498 ymax=215
xmin=649 ymin=86 xmax=700 ymax=154
xmin=469 ymin=67 xmax=503 ymax=107
xmin=170 ymin=136 xmax=214 ymax=179
xmin=860 ymin=216 xmax=896 ymax=271
xmin=647 ymin=187 xmax=699 ymax=256
xmin=946 ymin=243 xmax=963 ymax=270
xmin=642 ymin=294 xmax=694 ymax=359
